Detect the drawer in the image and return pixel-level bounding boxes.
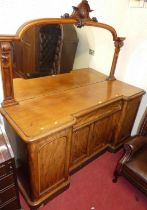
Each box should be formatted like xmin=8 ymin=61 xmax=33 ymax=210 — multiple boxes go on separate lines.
xmin=74 ymin=100 xmax=122 ymax=129
xmin=0 ymin=197 xmax=19 ymax=210
xmin=0 ymin=173 xmax=14 ymax=191
xmin=0 ymin=161 xmax=14 ymax=179
xmin=0 ymin=164 xmax=7 ymax=178
xmin=0 ymin=185 xmax=16 ymax=205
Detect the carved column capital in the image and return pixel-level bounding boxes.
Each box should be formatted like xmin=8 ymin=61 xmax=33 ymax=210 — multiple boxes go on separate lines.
xmin=1 ymin=42 xmax=11 ymax=51
xmin=0 ymin=42 xmax=11 ymax=66
xmin=114 ymin=37 xmax=125 ymax=49
xmin=0 ymin=41 xmax=18 ymax=107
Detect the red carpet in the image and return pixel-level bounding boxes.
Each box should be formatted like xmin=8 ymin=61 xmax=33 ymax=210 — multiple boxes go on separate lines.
xmin=20 ymin=150 xmax=147 ymax=210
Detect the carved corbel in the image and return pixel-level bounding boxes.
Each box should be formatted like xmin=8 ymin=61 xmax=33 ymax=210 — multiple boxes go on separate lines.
xmin=63 ymin=0 xmax=98 ymax=28
xmin=0 ymin=42 xmax=18 ymax=107
xmin=107 ymin=37 xmax=125 ymax=81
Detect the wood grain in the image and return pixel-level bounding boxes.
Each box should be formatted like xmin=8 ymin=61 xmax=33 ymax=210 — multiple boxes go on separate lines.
xmin=13 ymin=68 xmax=106 ymax=102
xmin=1 ymin=70 xmax=144 ymax=141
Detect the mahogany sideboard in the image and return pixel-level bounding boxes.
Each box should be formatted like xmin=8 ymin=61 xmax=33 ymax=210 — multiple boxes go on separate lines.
xmin=0 ymin=121 xmax=21 ymax=210
xmin=0 ymin=1 xmax=145 ymax=209
xmin=0 ymin=68 xmax=145 ymax=209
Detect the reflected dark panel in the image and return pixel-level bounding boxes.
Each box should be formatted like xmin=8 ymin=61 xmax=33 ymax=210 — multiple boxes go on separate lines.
xmin=39 ymin=24 xmax=63 ymax=75
xmin=12 ymin=24 xmax=79 ymax=79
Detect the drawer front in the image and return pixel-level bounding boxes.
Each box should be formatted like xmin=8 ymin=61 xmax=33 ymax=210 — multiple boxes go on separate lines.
xmin=74 ymin=100 xmax=122 ymax=129
xmin=0 ymin=165 xmax=7 ymax=178
xmin=0 ymin=185 xmax=16 ymax=205
xmin=0 ymin=198 xmax=19 ymax=210
xmin=0 ymin=161 xmax=14 ymax=179
xmin=0 ymin=173 xmax=14 ymax=191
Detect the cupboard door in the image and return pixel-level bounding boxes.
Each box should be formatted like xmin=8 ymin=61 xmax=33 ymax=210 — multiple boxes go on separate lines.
xmin=39 ymin=136 xmax=67 ymax=193
xmin=90 ymin=112 xmax=120 ymax=154
xmin=71 ymin=126 xmax=90 ymax=166
xmin=115 ymin=97 xmax=142 ymax=144
xmin=27 ymin=129 xmax=71 ymax=200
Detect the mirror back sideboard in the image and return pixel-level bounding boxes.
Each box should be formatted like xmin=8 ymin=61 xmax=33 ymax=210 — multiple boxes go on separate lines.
xmin=0 ymin=1 xmax=145 ymax=209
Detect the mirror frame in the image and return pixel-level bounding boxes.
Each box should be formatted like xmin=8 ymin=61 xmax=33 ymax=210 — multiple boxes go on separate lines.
xmin=0 ymin=0 xmax=125 ymax=107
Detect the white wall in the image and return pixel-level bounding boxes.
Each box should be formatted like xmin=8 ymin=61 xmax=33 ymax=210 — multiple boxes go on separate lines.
xmin=0 ymin=0 xmax=80 ymax=34
xmin=0 ymin=0 xmax=146 ymax=134
xmin=0 ymin=0 xmax=128 ymax=34
xmin=115 ymin=7 xmax=147 ymax=134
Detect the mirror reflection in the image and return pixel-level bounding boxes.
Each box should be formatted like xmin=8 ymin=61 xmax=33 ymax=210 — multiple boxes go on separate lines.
xmin=12 ymin=24 xmax=79 ymax=78
xmin=12 ymin=24 xmax=114 ymax=79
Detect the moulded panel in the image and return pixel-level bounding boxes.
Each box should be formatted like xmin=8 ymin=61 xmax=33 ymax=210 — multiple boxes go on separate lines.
xmin=116 ymin=97 xmax=142 ymax=143
xmin=38 ymin=136 xmax=67 ymax=194
xmin=90 ymin=111 xmax=121 ymax=153
xmin=71 ymin=125 xmax=90 ymax=166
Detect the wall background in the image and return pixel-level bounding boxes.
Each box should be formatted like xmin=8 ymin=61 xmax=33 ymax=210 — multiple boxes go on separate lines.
xmin=0 ymin=0 xmax=146 ymax=134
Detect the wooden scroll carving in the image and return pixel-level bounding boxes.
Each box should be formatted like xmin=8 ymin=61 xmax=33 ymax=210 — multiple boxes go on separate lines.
xmin=0 ymin=42 xmax=17 ymax=107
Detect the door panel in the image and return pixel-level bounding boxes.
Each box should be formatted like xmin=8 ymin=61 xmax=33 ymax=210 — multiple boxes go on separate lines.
xmin=71 ymin=126 xmax=90 ymax=166
xmin=90 ymin=111 xmax=121 ymax=153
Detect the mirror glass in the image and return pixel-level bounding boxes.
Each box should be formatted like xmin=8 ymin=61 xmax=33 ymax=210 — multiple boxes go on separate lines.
xmin=12 ymin=24 xmax=114 ymax=79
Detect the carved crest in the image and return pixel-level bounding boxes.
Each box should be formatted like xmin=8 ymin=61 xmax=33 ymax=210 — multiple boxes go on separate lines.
xmin=63 ymin=0 xmax=98 ymax=27
xmin=70 ymin=0 xmax=93 ymax=20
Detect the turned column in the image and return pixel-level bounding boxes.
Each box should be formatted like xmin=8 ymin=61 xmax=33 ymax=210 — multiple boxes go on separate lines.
xmin=107 ymin=37 xmax=125 ymax=81
xmin=0 ymin=42 xmax=17 ymax=107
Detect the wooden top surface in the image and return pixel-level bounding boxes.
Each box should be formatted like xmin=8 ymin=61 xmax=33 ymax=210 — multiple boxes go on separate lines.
xmin=1 ymin=68 xmax=144 ymax=142
xmin=13 ymin=68 xmax=106 ymax=102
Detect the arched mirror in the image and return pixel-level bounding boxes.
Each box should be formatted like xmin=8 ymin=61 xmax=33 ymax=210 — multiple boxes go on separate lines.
xmin=11 ymin=23 xmax=117 ymax=80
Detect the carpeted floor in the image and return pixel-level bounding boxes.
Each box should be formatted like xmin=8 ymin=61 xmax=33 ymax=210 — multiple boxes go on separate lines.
xmin=20 ymin=150 xmax=147 ymax=210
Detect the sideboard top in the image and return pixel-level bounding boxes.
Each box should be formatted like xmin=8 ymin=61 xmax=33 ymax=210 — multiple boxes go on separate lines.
xmin=0 ymin=69 xmax=144 ymax=142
